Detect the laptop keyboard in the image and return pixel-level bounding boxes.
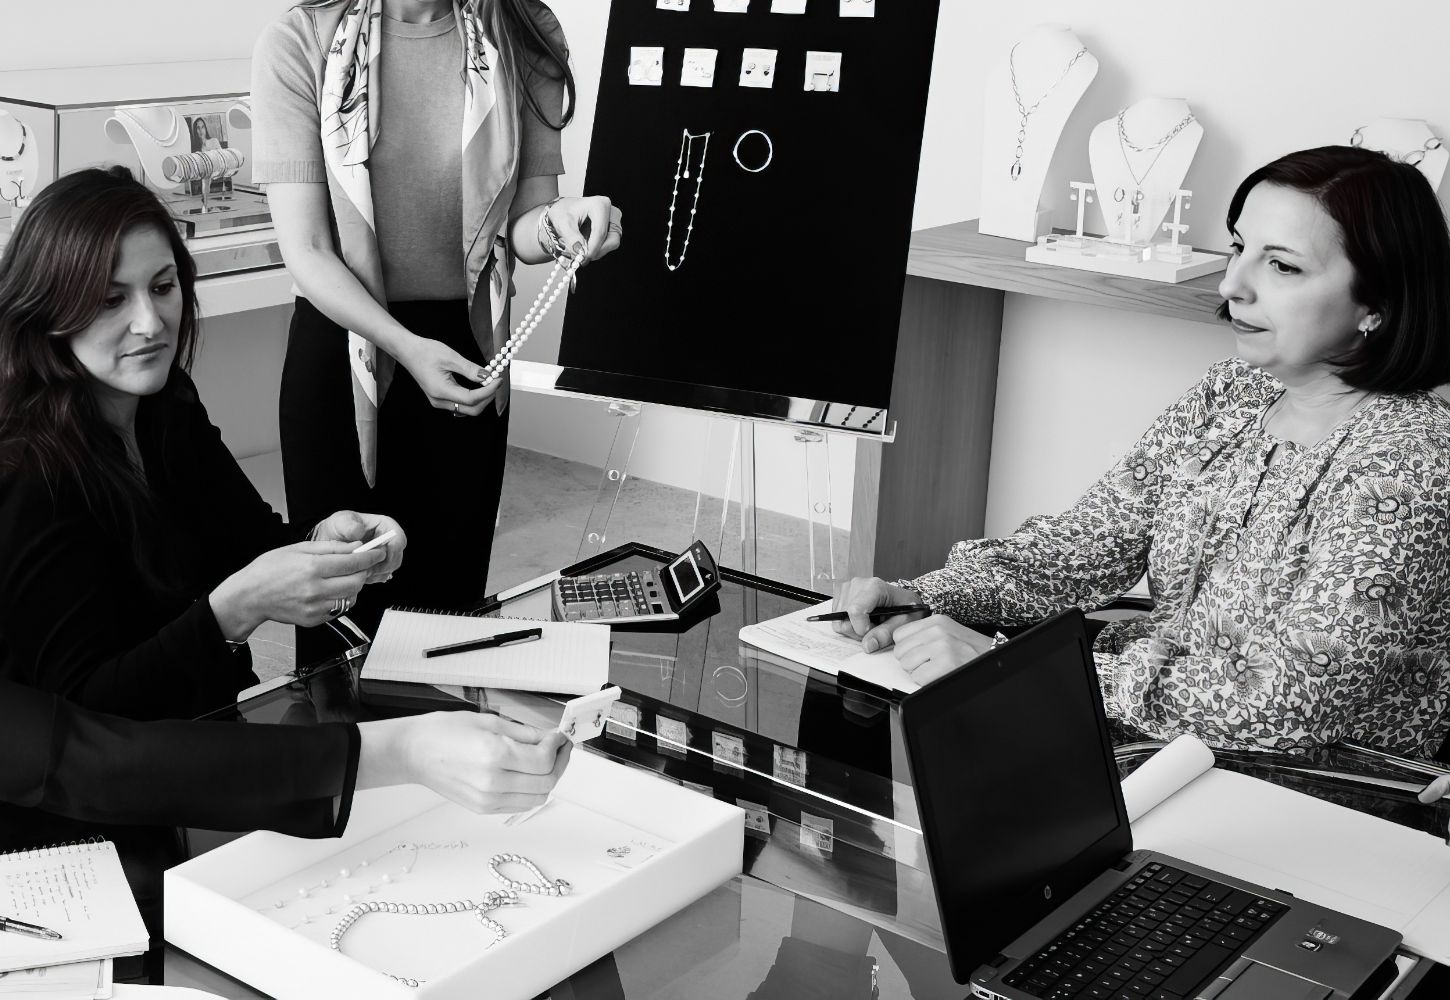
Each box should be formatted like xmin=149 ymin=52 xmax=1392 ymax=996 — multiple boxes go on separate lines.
xmin=1000 ymin=862 xmax=1287 ymax=1000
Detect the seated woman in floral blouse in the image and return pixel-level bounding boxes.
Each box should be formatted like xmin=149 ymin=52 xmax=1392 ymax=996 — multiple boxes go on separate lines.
xmin=835 ymin=146 xmax=1450 ymax=756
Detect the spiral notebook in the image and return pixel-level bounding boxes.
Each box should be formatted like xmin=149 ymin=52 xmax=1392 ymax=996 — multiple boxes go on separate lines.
xmin=0 ymin=840 xmax=148 ymax=974
xmin=360 ymin=609 xmax=611 ymax=695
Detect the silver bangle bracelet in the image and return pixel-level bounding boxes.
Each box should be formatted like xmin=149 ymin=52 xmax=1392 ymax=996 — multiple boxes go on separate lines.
xmin=536 ymin=197 xmax=569 ymax=260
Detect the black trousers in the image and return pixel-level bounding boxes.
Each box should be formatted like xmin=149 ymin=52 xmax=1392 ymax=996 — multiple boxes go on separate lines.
xmin=280 ymin=298 xmax=509 ymax=655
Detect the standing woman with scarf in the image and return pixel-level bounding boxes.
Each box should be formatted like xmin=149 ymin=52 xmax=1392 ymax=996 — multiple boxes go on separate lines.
xmin=252 ymin=0 xmax=619 ymax=642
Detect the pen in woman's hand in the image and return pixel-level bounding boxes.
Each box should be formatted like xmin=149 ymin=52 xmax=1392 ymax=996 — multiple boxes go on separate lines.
xmin=806 ymin=604 xmax=931 ymax=623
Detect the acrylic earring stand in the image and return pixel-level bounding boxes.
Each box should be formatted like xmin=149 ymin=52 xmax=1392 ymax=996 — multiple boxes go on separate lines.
xmin=1024 ymin=185 xmax=1227 ymax=283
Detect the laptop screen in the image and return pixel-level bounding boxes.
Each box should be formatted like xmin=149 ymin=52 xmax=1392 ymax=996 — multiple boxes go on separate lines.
xmin=901 ymin=610 xmax=1132 ymax=983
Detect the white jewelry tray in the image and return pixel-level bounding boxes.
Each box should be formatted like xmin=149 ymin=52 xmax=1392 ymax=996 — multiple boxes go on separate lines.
xmin=164 ymin=751 xmax=744 ymax=999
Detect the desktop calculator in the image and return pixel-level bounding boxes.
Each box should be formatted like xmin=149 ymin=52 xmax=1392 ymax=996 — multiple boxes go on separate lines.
xmin=551 ymin=540 xmax=720 ymax=624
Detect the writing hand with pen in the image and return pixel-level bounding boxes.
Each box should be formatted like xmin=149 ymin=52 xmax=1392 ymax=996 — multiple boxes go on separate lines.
xmin=828 ymin=576 xmax=1001 ymax=686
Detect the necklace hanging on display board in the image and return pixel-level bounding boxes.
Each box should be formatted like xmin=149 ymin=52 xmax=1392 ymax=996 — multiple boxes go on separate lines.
xmin=665 ymin=129 xmax=712 ymax=272
xmin=1007 ymin=41 xmax=1088 ymax=180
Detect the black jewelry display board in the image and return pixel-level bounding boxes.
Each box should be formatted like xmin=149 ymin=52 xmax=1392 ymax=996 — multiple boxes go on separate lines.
xmin=558 ymin=0 xmax=942 ymax=420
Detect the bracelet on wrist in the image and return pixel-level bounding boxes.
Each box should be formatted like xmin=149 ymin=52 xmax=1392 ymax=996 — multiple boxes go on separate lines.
xmin=536 ymin=197 xmax=569 ymax=261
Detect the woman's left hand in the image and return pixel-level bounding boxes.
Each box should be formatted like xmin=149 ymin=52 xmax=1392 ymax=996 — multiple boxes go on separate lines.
xmin=893 ymin=614 xmax=995 ymax=686
xmin=312 ymin=511 xmax=406 ymax=584
xmin=1418 ymin=775 xmax=1450 ymax=838
xmin=545 ymin=196 xmax=622 ymax=264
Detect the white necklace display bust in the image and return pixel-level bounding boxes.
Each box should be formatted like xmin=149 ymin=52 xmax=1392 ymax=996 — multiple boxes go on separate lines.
xmin=1088 ymin=96 xmax=1202 ymax=246
xmin=105 ymin=105 xmax=184 ymax=192
xmin=979 ymin=24 xmax=1097 ymax=242
xmin=0 ymin=109 xmax=40 ymax=209
xmin=1350 ymin=117 xmax=1448 ymax=190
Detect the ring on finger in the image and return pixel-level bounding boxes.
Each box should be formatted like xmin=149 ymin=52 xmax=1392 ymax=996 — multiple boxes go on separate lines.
xmin=329 ymin=598 xmax=344 ymax=618
xmin=451 ymin=401 xmax=464 ymax=419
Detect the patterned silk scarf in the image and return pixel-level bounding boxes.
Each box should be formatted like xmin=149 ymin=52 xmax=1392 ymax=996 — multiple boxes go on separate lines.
xmin=320 ymin=0 xmax=520 ymax=485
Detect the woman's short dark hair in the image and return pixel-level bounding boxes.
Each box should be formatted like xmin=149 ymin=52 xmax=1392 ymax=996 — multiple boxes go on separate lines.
xmin=1217 ymin=145 xmax=1450 ymax=392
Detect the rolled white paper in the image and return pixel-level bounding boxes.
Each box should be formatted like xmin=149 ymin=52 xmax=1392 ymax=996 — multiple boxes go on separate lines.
xmin=1121 ymin=734 xmax=1216 ymax=824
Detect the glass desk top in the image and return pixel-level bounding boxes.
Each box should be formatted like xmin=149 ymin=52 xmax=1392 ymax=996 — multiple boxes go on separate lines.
xmin=168 ymin=543 xmax=1447 ymax=998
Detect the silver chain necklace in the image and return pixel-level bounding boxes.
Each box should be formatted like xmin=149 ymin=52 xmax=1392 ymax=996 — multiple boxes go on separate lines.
xmin=1007 ymin=42 xmax=1088 ymax=180
xmin=1115 ymin=108 xmax=1196 ymax=189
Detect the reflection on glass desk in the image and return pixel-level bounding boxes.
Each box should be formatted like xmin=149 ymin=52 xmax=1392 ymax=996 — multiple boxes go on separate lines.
xmin=170 ymin=543 xmax=1449 ymax=998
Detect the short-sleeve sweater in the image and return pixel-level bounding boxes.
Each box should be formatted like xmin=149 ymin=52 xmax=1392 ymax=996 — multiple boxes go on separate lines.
xmin=250 ymin=2 xmax=567 ymax=301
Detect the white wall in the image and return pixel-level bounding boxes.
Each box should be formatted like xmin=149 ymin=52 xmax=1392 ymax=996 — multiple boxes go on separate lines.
xmin=913 ymin=0 xmax=1450 ymax=534
xmin=7 ymin=0 xmax=1450 ymax=542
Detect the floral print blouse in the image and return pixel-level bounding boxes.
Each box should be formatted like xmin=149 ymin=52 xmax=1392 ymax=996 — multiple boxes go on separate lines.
xmin=911 ymin=359 xmax=1450 ymax=756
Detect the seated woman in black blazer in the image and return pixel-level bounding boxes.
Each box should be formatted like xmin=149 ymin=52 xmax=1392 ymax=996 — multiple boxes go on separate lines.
xmin=0 ymin=169 xmax=570 ymax=946
xmin=0 ymin=165 xmax=405 ymax=719
xmin=0 ymin=678 xmax=568 ymax=838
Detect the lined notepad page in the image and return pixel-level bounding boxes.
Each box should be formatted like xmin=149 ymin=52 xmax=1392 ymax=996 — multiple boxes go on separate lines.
xmin=361 ymin=612 xmax=611 ymax=695
xmin=0 ymin=842 xmax=148 ymax=974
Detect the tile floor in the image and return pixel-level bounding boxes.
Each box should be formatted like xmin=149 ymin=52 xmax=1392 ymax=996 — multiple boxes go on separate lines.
xmin=242 ymin=446 xmax=850 ymax=681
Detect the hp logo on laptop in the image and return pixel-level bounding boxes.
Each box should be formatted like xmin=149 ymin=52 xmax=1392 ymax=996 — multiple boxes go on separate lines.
xmin=1044 ymin=886 xmax=1053 ymax=900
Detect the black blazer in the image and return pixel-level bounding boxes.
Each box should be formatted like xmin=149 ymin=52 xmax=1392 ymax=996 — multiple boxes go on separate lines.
xmin=0 ymin=678 xmax=358 ymax=842
xmin=0 ymin=371 xmax=302 ymax=720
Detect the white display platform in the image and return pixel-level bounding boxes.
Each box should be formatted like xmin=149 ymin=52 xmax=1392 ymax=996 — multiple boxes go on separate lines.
xmin=165 ymin=752 xmax=743 ymax=1000
xmin=1025 ymin=240 xmax=1227 ymax=284
xmin=195 ymin=268 xmax=294 ymax=317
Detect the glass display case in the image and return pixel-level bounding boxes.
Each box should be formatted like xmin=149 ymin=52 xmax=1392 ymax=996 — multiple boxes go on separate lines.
xmin=0 ymin=59 xmax=282 ymax=277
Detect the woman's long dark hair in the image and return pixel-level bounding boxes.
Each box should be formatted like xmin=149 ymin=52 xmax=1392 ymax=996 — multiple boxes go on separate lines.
xmin=296 ymin=0 xmax=575 ymax=130
xmin=0 ymin=166 xmax=198 ymax=545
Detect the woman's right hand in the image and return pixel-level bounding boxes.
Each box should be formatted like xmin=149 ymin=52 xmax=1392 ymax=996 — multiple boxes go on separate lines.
xmin=398 ymin=334 xmax=501 ymax=417
xmin=358 ymin=713 xmax=571 ymax=814
xmin=830 ymin=576 xmax=927 ymax=652
xmin=209 ymin=541 xmax=386 ymax=640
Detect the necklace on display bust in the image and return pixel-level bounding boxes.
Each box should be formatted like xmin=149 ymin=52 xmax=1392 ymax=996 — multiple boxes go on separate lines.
xmin=1007 ymin=41 xmax=1088 ymax=180
xmin=0 ymin=119 xmax=26 ymax=162
xmin=1115 ymin=108 xmax=1196 ymax=189
xmin=1351 ymin=125 xmax=1446 ymax=166
xmin=115 ymin=106 xmax=182 ymax=148
xmin=665 ymin=129 xmax=712 ymax=271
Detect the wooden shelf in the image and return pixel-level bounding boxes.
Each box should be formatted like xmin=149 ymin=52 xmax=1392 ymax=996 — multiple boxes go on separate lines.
xmin=907 ymin=220 xmax=1226 ymax=327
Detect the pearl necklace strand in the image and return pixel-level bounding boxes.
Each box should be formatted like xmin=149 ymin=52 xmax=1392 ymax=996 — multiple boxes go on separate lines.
xmin=329 ymin=889 xmax=518 ymax=988
xmin=477 ymin=250 xmax=585 ymax=385
xmin=259 ymin=840 xmax=469 ymax=929
xmin=326 ymin=852 xmax=570 ymax=988
xmin=115 ymin=107 xmax=182 ymax=147
xmin=665 ymin=129 xmax=712 ymax=271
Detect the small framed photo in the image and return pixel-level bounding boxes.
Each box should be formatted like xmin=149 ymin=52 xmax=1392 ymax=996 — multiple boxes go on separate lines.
xmin=184 ymin=113 xmax=229 ymax=195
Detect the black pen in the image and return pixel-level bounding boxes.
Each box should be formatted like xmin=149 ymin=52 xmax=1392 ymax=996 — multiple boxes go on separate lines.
xmin=0 ymin=915 xmax=62 ymax=940
xmin=806 ymin=604 xmax=931 ymax=623
xmin=424 ymin=627 xmax=542 ymax=658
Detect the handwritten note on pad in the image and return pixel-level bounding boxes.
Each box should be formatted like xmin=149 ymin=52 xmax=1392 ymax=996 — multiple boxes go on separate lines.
xmin=738 ymin=600 xmax=920 ymax=693
xmin=361 ymin=611 xmax=610 ymax=694
xmin=0 ymin=841 xmax=148 ymax=974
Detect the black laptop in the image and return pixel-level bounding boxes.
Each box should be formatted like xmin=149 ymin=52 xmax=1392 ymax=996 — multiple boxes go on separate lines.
xmin=901 ymin=609 xmax=1401 ymax=1000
